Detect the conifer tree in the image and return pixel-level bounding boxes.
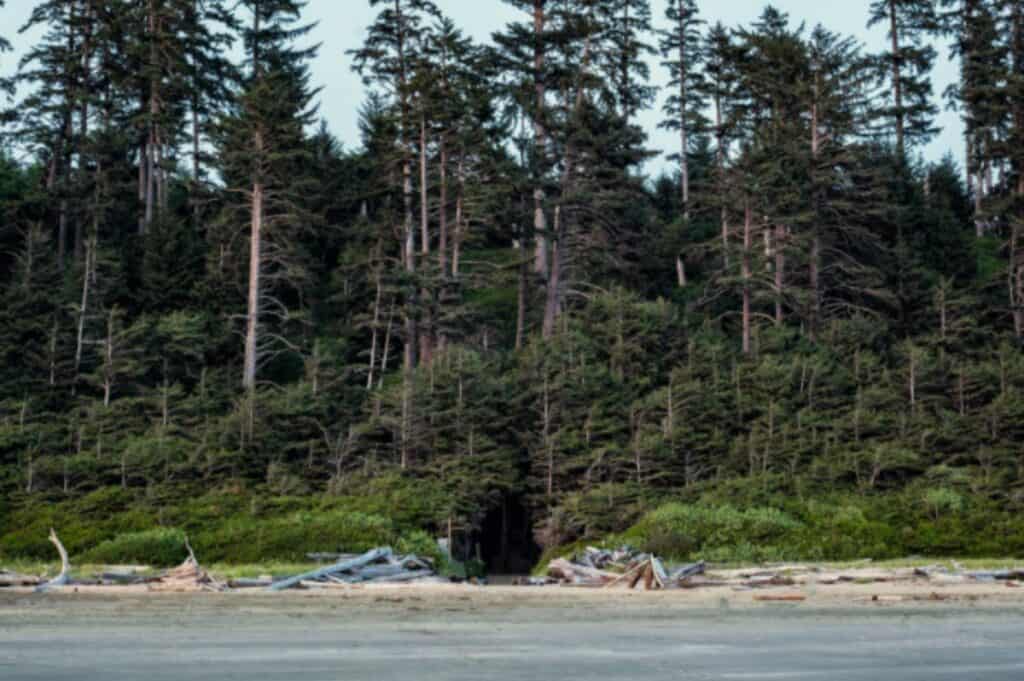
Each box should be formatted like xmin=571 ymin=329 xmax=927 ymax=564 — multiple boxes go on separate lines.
xmin=216 ymin=0 xmax=320 ymax=403
xmin=868 ymin=0 xmax=941 ymax=157
xmin=181 ymin=0 xmax=239 ymax=228
xmin=658 ymin=0 xmax=704 ymax=286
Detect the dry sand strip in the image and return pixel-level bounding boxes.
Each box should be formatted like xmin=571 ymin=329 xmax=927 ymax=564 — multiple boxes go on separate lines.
xmin=2 ymin=580 xmax=1024 ymax=610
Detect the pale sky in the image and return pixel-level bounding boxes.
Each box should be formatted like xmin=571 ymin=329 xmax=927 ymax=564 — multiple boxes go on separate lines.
xmin=1 ymin=0 xmax=963 ymax=172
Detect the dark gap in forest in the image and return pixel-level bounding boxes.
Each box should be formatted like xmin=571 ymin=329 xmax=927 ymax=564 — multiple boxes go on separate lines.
xmin=478 ymin=494 xmax=539 ymax=575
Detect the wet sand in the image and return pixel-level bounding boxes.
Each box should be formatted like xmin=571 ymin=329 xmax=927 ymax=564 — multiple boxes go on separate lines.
xmin=1 ymin=585 xmax=1024 ymax=680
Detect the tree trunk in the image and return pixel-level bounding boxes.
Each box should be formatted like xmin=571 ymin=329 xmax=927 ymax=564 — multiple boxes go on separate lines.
xmin=809 ymin=79 xmax=821 ymax=340
xmin=542 ymin=209 xmax=561 ymax=339
xmin=717 ymin=96 xmax=729 ymax=269
xmin=418 ymin=117 xmax=433 ymax=366
xmin=73 ymin=237 xmax=94 ymax=393
xmin=367 ymin=265 xmax=382 ymax=390
xmin=438 ymin=133 xmax=448 ymax=276
xmin=419 ymin=116 xmax=429 ymax=257
xmin=243 ymin=181 xmax=263 ymax=394
xmin=532 ymin=0 xmax=549 ymax=278
xmin=453 ymin=155 xmax=464 ymax=277
xmin=742 ymin=201 xmax=752 ymax=355
xmin=676 ymin=0 xmax=689 ymax=287
xmin=145 ymin=0 xmax=159 ymax=229
xmin=774 ymin=224 xmax=785 ymax=325
xmin=889 ymin=0 xmax=905 ymax=157
xmin=516 ymin=239 xmax=528 ymax=351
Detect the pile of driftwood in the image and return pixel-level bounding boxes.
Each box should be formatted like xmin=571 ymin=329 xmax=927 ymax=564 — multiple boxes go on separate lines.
xmin=237 ymin=547 xmax=443 ymax=591
xmin=542 ymin=546 xmax=705 ymax=590
xmin=539 ymin=549 xmax=1024 ymax=591
xmin=0 ymin=530 xmax=443 ymax=593
xmin=0 ymin=529 xmax=223 ymax=592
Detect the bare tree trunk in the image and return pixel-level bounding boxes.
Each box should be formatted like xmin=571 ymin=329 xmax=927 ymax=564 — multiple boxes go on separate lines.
xmin=379 ymin=302 xmax=395 ymax=390
xmin=909 ymin=351 xmax=917 ymax=408
xmin=809 ymin=79 xmax=822 ymax=340
xmin=419 ymin=117 xmax=433 ymax=366
xmin=742 ymin=201 xmax=752 ymax=355
xmin=367 ymin=265 xmax=383 ymax=390
xmin=543 ymin=375 xmax=553 ymax=498
xmin=438 ymin=133 xmax=448 ymax=276
xmin=74 ymin=4 xmax=93 ymax=264
xmin=102 ymin=307 xmax=114 ymax=407
xmin=676 ymin=0 xmax=690 ymax=286
xmin=138 ymin=140 xmax=147 ymax=234
xmin=419 ymin=116 xmax=430 ymax=257
xmin=516 ymin=240 xmax=528 ymax=351
xmin=243 ymin=181 xmax=263 ymax=393
xmin=401 ymin=369 xmax=411 ymax=469
xmin=889 ymin=0 xmax=905 ymax=158
xmin=1012 ymin=6 xmax=1024 ymax=340
xmin=542 ymin=208 xmax=561 ymax=339
xmin=774 ymin=224 xmax=785 ymax=325
xmin=145 ymin=7 xmax=156 ymax=228
xmin=73 ymin=237 xmax=95 ymax=393
xmin=532 ymin=0 xmax=549 ymax=278
xmin=452 ymin=155 xmax=464 ymax=277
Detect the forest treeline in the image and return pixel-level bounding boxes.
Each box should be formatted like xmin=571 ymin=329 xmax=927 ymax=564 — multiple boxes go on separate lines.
xmin=1 ymin=0 xmax=1024 ymax=566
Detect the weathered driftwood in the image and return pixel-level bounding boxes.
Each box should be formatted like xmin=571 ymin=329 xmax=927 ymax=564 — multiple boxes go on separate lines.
xmin=547 ymin=558 xmax=618 ymax=586
xmin=228 ymin=578 xmax=273 ymax=589
xmin=968 ymin=569 xmax=1024 ymax=581
xmin=363 ymin=570 xmax=438 ymax=584
xmin=306 ymin=552 xmax=359 ymax=563
xmin=669 ymin=561 xmax=706 ymax=581
xmin=35 ymin=529 xmax=71 ymax=593
xmin=0 ymin=571 xmax=43 ymax=587
xmin=148 ymin=537 xmax=222 ymax=592
xmin=268 ymin=547 xmax=392 ymax=591
xmin=100 ymin=572 xmax=159 ymax=585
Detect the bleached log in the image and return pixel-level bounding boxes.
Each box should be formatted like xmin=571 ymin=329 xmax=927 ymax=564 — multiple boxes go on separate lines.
xmin=268 ymin=547 xmax=392 ymax=592
xmin=35 ymin=529 xmax=71 ymax=592
xmin=669 ymin=561 xmax=705 ymax=581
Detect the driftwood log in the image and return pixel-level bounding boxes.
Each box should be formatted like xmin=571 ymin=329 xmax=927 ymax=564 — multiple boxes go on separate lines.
xmin=34 ymin=529 xmax=71 ymax=592
xmin=268 ymin=547 xmax=392 ymax=591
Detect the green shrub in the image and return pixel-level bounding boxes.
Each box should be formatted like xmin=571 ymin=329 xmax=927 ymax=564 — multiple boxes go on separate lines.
xmin=624 ymin=503 xmax=803 ymax=562
xmin=191 ymin=510 xmax=395 ymax=563
xmin=80 ymin=528 xmax=189 ymax=567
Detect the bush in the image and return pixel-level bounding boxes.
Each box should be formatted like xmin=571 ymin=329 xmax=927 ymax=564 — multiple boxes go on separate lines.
xmin=191 ymin=510 xmax=396 ymax=563
xmin=623 ymin=503 xmax=803 ymax=562
xmin=81 ymin=528 xmax=189 ymax=567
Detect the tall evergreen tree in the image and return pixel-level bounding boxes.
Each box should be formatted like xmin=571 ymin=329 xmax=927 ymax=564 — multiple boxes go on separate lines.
xmin=215 ymin=0 xmax=319 ymax=406
xmin=658 ymin=0 xmax=705 ymax=286
xmin=868 ymin=0 xmax=941 ymax=157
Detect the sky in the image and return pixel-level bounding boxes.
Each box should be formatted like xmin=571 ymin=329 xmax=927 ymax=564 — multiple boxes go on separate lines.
xmin=1 ymin=0 xmax=964 ymax=173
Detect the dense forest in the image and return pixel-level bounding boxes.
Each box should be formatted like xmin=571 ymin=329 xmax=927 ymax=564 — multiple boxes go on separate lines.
xmin=1 ymin=0 xmax=1024 ymax=570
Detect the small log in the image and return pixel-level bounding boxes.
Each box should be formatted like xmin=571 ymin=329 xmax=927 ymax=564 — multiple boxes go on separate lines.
xmin=35 ymin=529 xmax=71 ymax=592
